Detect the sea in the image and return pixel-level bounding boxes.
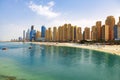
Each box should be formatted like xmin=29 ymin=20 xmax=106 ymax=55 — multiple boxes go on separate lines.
xmin=0 ymin=42 xmax=120 ymax=80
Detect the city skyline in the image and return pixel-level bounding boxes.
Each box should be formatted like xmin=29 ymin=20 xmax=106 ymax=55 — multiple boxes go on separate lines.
xmin=1 ymin=0 xmax=120 ymax=41
xmin=15 ymin=15 xmax=120 ymax=42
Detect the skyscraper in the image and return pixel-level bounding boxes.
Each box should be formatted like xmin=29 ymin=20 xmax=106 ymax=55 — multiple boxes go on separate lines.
xmin=117 ymin=17 xmax=120 ymax=40
xmin=45 ymin=29 xmax=48 ymax=41
xmin=41 ymin=25 xmax=46 ymax=38
xmin=30 ymin=25 xmax=36 ymax=41
xmin=114 ymin=25 xmax=118 ymax=40
xmin=118 ymin=26 xmax=120 ymax=39
xmin=31 ymin=25 xmax=34 ymax=30
xmin=105 ymin=25 xmax=109 ymax=41
xmin=67 ymin=24 xmax=72 ymax=41
xmin=74 ymin=26 xmax=77 ymax=42
xmin=60 ymin=26 xmax=63 ymax=42
xmin=71 ymin=26 xmax=75 ymax=41
xmin=23 ymin=30 xmax=25 ymax=42
xmin=101 ymin=25 xmax=109 ymax=41
xmin=96 ymin=21 xmax=102 ymax=41
xmin=58 ymin=26 xmax=61 ymax=42
xmin=48 ymin=28 xmax=52 ymax=41
xmin=105 ymin=16 xmax=115 ymax=40
xmin=53 ymin=27 xmax=58 ymax=41
xmin=118 ymin=18 xmax=120 ymax=27
xmin=36 ymin=31 xmax=41 ymax=41
xmin=91 ymin=26 xmax=97 ymax=41
xmin=78 ymin=27 xmax=82 ymax=41
xmin=76 ymin=27 xmax=82 ymax=42
xmin=63 ymin=24 xmax=68 ymax=42
xmin=84 ymin=27 xmax=90 ymax=40
xmin=26 ymin=29 xmax=30 ymax=41
xmin=18 ymin=37 xmax=22 ymax=42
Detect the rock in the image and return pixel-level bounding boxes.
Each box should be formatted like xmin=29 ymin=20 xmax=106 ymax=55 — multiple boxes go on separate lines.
xmin=0 ymin=75 xmax=26 ymax=80
xmin=7 ymin=76 xmax=16 ymax=80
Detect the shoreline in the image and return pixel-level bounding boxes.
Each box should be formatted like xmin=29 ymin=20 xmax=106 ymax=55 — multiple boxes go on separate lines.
xmin=31 ymin=42 xmax=120 ymax=56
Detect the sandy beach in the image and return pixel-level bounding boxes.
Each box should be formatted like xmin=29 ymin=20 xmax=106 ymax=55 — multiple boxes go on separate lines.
xmin=32 ymin=42 xmax=120 ymax=56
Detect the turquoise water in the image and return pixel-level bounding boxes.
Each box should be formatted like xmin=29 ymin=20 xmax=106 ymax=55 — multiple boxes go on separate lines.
xmin=0 ymin=42 xmax=120 ymax=80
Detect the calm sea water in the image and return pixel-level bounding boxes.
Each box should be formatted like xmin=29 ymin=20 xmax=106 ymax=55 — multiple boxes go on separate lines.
xmin=0 ymin=42 xmax=120 ymax=80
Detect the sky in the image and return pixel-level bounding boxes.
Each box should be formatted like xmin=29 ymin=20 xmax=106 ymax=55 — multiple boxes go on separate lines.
xmin=0 ymin=0 xmax=120 ymax=41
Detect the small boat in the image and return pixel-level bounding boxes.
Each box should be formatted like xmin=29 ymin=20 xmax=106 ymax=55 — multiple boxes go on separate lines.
xmin=2 ymin=48 xmax=8 ymax=50
xmin=29 ymin=46 xmax=32 ymax=49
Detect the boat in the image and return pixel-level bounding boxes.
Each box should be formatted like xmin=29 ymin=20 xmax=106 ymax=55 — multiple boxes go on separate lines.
xmin=29 ymin=46 xmax=32 ymax=49
xmin=2 ymin=48 xmax=8 ymax=50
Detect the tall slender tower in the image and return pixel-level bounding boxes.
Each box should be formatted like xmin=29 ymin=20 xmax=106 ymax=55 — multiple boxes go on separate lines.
xmin=101 ymin=25 xmax=109 ymax=41
xmin=67 ymin=24 xmax=72 ymax=41
xmin=79 ymin=27 xmax=82 ymax=41
xmin=36 ymin=31 xmax=41 ymax=40
xmin=45 ymin=30 xmax=48 ymax=41
xmin=74 ymin=26 xmax=77 ymax=42
xmin=58 ymin=26 xmax=61 ymax=41
xmin=23 ymin=30 xmax=25 ymax=42
xmin=117 ymin=17 xmax=120 ymax=39
xmin=96 ymin=21 xmax=102 ymax=41
xmin=76 ymin=27 xmax=82 ymax=42
xmin=63 ymin=24 xmax=68 ymax=42
xmin=105 ymin=16 xmax=115 ymax=40
xmin=48 ymin=28 xmax=52 ymax=41
xmin=26 ymin=29 xmax=30 ymax=41
xmin=53 ymin=27 xmax=58 ymax=42
xmin=71 ymin=26 xmax=74 ymax=41
xmin=59 ymin=26 xmax=63 ymax=42
xmin=84 ymin=27 xmax=90 ymax=40
xmin=91 ymin=26 xmax=97 ymax=41
xmin=58 ymin=26 xmax=63 ymax=42
xmin=41 ymin=25 xmax=46 ymax=38
xmin=30 ymin=25 xmax=36 ymax=41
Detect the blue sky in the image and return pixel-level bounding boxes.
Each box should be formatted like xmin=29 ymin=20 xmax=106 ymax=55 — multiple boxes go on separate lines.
xmin=0 ymin=0 xmax=120 ymax=41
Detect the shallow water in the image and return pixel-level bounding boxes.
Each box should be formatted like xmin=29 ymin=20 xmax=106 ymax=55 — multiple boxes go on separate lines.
xmin=0 ymin=42 xmax=120 ymax=80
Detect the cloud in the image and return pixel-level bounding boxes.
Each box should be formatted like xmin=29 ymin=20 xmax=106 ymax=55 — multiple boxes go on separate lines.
xmin=28 ymin=1 xmax=60 ymax=18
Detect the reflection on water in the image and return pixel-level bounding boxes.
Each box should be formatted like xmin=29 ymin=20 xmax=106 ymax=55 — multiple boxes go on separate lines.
xmin=0 ymin=42 xmax=120 ymax=80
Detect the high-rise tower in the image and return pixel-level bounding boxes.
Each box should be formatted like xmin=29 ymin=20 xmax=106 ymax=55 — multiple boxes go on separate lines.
xmin=101 ymin=25 xmax=109 ymax=41
xmin=91 ymin=26 xmax=97 ymax=41
xmin=96 ymin=21 xmax=102 ymax=41
xmin=84 ymin=27 xmax=90 ymax=40
xmin=53 ymin=27 xmax=58 ymax=42
xmin=105 ymin=16 xmax=115 ymax=40
xmin=41 ymin=25 xmax=46 ymax=38
xmin=23 ymin=30 xmax=25 ymax=42
xmin=26 ymin=29 xmax=30 ymax=41
xmin=30 ymin=25 xmax=36 ymax=41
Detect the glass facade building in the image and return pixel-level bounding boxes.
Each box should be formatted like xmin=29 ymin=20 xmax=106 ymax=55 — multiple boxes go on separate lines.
xmin=41 ymin=25 xmax=46 ymax=38
xmin=26 ymin=29 xmax=30 ymax=41
xmin=30 ymin=25 xmax=36 ymax=41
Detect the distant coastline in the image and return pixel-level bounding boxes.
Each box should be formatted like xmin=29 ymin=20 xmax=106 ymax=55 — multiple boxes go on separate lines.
xmin=31 ymin=42 xmax=120 ymax=56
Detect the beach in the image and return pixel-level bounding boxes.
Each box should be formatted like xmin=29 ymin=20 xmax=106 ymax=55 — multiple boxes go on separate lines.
xmin=32 ymin=42 xmax=120 ymax=56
